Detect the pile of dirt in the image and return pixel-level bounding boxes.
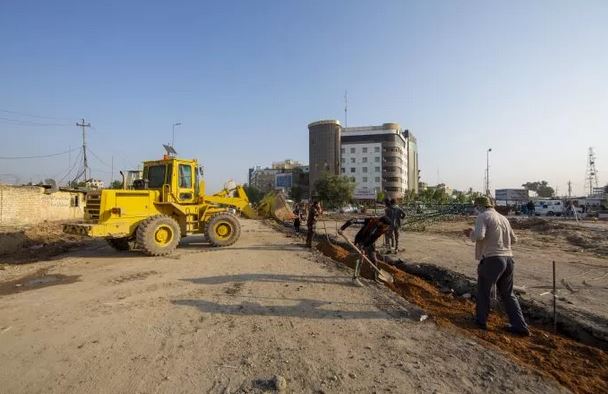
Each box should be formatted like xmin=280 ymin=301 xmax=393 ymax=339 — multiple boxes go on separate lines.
xmin=0 ymin=221 xmax=91 ymax=264
xmin=316 ymin=239 xmax=608 ymax=394
xmin=566 ymin=231 xmax=608 ymax=256
xmin=509 ymin=217 xmax=565 ymax=232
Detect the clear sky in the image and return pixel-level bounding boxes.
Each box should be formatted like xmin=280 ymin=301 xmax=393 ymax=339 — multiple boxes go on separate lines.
xmin=1 ymin=0 xmax=606 ymax=195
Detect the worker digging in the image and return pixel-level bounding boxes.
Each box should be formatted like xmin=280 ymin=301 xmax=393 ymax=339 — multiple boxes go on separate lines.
xmin=464 ymin=196 xmax=530 ymax=336
xmin=338 ymin=215 xmax=394 ymax=285
xmin=305 ymin=200 xmax=323 ymax=248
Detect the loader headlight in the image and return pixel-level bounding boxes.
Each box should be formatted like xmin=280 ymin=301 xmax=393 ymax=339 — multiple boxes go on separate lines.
xmin=111 ymin=207 xmax=122 ymax=216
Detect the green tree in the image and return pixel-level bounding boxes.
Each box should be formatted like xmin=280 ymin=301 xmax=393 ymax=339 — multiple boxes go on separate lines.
xmin=110 ymin=180 xmax=123 ymax=189
xmin=243 ymin=184 xmax=264 ymax=204
xmin=314 ymin=173 xmax=355 ymax=209
xmin=376 ymin=191 xmax=385 ymax=203
xmin=522 ymin=181 xmax=555 ymax=198
xmin=289 ymin=186 xmax=304 ymax=202
xmin=401 ymin=189 xmax=417 ymax=204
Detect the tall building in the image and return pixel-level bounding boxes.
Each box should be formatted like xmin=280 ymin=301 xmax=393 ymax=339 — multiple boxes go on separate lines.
xmin=308 ymin=120 xmax=342 ymax=196
xmin=403 ymin=129 xmax=419 ymax=195
xmin=308 ymin=120 xmax=419 ymax=200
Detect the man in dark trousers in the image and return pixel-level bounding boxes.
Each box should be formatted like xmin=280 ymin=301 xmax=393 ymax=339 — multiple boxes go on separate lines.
xmin=293 ymin=203 xmax=302 ymax=233
xmin=463 ymin=196 xmax=530 ymax=336
xmin=386 ymin=199 xmax=406 ymax=254
xmin=338 ymin=215 xmax=392 ymax=284
xmin=383 ymin=199 xmax=393 ymax=249
xmin=306 ymin=200 xmax=323 ymax=248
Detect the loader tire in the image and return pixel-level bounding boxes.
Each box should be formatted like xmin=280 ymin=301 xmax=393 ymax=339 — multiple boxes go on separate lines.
xmin=136 ymin=215 xmax=180 ymax=256
xmin=205 ymin=213 xmax=241 ymax=247
xmin=106 ymin=237 xmax=132 ymax=251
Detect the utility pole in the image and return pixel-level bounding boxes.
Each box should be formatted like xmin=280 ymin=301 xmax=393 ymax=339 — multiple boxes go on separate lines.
xmin=485 ymin=148 xmax=492 ymax=197
xmin=76 ymin=118 xmax=91 ymax=182
xmin=567 ymin=180 xmax=572 ymax=198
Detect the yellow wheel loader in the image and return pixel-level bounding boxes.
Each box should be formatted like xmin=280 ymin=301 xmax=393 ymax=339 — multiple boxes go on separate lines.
xmin=63 ymin=153 xmax=257 ymax=256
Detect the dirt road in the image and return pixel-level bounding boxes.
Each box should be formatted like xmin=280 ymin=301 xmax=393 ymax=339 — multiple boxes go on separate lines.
xmin=0 ymin=219 xmax=564 ymax=393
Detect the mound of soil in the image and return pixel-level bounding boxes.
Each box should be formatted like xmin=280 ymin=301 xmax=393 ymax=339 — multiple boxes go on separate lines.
xmin=509 ymin=217 xmax=565 ymax=232
xmin=0 ymin=221 xmax=91 ymax=264
xmin=316 ymin=239 xmax=608 ymax=394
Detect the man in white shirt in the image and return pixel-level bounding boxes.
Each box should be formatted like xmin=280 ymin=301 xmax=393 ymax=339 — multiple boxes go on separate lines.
xmin=464 ymin=196 xmax=529 ymax=336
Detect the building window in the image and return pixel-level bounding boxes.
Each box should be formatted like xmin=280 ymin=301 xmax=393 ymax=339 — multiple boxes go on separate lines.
xmin=362 ymin=147 xmax=368 ymax=153
xmin=351 ymin=177 xmax=356 ymax=182
xmin=341 ymin=168 xmax=345 ymax=173
xmin=362 ymin=157 xmax=367 ymax=163
xmin=362 ymin=167 xmax=368 ymax=173
xmin=341 ymin=148 xmax=345 ymax=154
xmin=375 ymin=177 xmax=380 ymax=183
xmin=374 ymin=147 xmax=380 ymax=153
xmin=375 ymin=167 xmax=380 ymax=172
xmin=70 ymin=195 xmax=80 ymax=207
xmin=350 ymin=157 xmax=355 ymax=163
xmin=341 ymin=158 xmax=345 ymax=163
xmin=362 ymin=177 xmax=368 ymax=182
xmin=350 ymin=168 xmax=355 ymax=173
xmin=375 ymin=157 xmax=380 ymax=162
xmin=350 ymin=147 xmax=355 ymax=153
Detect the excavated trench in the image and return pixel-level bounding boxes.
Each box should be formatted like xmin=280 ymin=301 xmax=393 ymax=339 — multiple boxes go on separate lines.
xmin=315 ymin=238 xmax=608 ymax=394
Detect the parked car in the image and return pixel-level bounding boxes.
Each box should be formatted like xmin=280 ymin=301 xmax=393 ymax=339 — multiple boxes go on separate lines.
xmin=339 ymin=204 xmax=359 ymax=213
xmin=534 ymin=200 xmax=564 ymax=216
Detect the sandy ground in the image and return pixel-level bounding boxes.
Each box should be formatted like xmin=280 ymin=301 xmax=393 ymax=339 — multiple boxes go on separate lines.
xmin=0 ymin=219 xmax=564 ymax=393
xmin=324 ymin=216 xmax=608 ymax=325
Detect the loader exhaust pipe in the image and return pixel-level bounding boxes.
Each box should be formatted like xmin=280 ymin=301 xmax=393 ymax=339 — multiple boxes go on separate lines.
xmin=119 ymin=171 xmax=126 ymax=190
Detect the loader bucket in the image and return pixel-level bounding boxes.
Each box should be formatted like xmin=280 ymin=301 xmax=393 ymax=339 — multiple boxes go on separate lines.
xmin=257 ymin=191 xmax=295 ymax=222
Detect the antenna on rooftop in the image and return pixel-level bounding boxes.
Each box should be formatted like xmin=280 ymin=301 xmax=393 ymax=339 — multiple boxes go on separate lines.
xmin=344 ymin=90 xmax=348 ymax=127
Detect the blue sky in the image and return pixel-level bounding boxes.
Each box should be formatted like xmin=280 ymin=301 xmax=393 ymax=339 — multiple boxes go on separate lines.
xmin=1 ymin=0 xmax=606 ymax=195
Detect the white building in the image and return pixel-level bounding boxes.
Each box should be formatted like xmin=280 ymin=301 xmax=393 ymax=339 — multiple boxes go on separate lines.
xmin=340 ymin=123 xmax=413 ymax=201
xmin=340 ymin=142 xmax=384 ymax=199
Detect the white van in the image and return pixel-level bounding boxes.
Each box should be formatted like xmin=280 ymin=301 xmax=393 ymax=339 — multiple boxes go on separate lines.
xmin=534 ymin=200 xmax=564 ymax=216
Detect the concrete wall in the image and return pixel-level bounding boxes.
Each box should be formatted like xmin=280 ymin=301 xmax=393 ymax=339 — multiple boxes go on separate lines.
xmin=0 ymin=185 xmax=85 ymax=226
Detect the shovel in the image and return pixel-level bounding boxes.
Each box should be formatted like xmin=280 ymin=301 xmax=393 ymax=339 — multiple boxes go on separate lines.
xmin=338 ymin=232 xmax=394 ymax=284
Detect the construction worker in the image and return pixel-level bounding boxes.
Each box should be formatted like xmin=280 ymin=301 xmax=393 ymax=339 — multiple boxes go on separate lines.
xmin=293 ymin=203 xmax=302 ymax=233
xmin=386 ymin=198 xmax=405 ymax=254
xmin=306 ymin=200 xmax=323 ymax=248
xmin=463 ymin=196 xmax=529 ymax=336
xmin=383 ymin=198 xmax=393 ymax=249
xmin=338 ymin=215 xmax=392 ymax=283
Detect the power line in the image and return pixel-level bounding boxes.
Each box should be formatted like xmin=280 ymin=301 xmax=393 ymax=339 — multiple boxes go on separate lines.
xmin=87 ymin=147 xmax=112 ymax=168
xmin=58 ymin=150 xmax=83 ymax=185
xmin=0 ymin=116 xmax=72 ymax=127
xmin=0 ymin=108 xmax=73 ymax=121
xmin=0 ymin=147 xmax=78 ymax=160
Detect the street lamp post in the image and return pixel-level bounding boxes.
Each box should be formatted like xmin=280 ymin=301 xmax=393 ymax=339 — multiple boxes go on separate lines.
xmin=172 ymin=122 xmax=182 ymax=147
xmin=485 ymin=148 xmax=492 ymax=196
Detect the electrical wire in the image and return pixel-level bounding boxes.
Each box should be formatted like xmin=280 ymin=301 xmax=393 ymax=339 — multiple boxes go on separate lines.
xmin=0 ymin=116 xmax=73 ymax=127
xmin=0 ymin=108 xmax=74 ymax=121
xmin=0 ymin=147 xmax=79 ymax=160
xmin=87 ymin=147 xmax=112 ymax=168
xmin=58 ymin=150 xmax=83 ymax=184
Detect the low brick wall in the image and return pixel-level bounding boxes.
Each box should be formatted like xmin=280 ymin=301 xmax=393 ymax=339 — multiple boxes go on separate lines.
xmin=0 ymin=185 xmax=85 ymax=227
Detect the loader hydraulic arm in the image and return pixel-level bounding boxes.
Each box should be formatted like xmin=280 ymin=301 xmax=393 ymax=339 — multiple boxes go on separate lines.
xmin=205 ymin=185 xmax=258 ymax=219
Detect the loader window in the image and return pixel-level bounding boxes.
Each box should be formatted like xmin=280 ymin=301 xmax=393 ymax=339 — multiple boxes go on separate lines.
xmin=146 ymin=165 xmax=167 ymax=188
xmin=179 ymin=164 xmax=192 ymax=188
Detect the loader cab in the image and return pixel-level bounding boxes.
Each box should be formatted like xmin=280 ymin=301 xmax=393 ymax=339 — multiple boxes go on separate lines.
xmin=142 ymin=157 xmax=202 ymax=204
